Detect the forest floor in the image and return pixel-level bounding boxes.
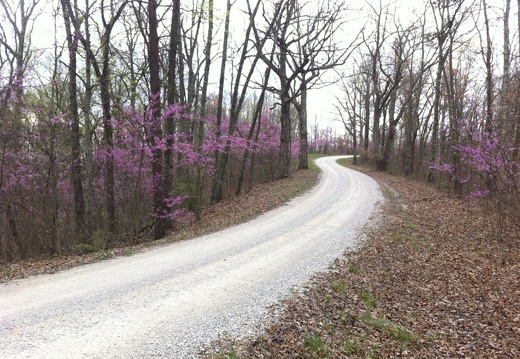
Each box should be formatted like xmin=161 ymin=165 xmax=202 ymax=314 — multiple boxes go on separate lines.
xmin=2 ymin=157 xmax=519 ymax=358
xmin=202 ymin=160 xmax=520 ymax=358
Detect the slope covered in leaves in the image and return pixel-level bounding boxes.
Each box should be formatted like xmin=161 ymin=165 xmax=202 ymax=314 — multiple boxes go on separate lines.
xmin=206 ymin=163 xmax=520 ymax=358
xmin=0 ymin=166 xmax=319 ymax=282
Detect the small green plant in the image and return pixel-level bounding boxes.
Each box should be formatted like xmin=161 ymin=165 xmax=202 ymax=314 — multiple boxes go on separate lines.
xmin=391 ymin=326 xmax=415 ymax=345
xmin=361 ymin=314 xmax=415 ymax=346
xmin=218 ymin=349 xmax=240 ymax=359
xmin=0 ymin=266 xmax=10 ymax=279
xmin=91 ymin=230 xmax=106 ymax=251
xmin=303 ymin=335 xmax=330 ymax=358
xmin=343 ymin=337 xmax=361 ymax=355
xmin=74 ymin=230 xmax=106 ymax=254
xmin=321 ymin=320 xmax=335 ymax=334
xmin=361 ymin=313 xmax=387 ymax=330
xmin=358 ymin=291 xmax=377 ymax=310
xmin=121 ymin=249 xmax=134 ymax=256
xmin=367 ymin=347 xmax=380 ymax=359
xmin=330 ymin=279 xmax=348 ymax=293
xmin=391 ymin=232 xmax=411 ymax=244
xmin=403 ymin=222 xmax=416 ymax=230
xmin=348 ymin=264 xmax=362 ymax=274
xmin=338 ymin=310 xmax=348 ymax=325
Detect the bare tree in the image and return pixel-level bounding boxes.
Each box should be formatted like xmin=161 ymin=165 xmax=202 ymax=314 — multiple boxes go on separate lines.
xmin=64 ymin=0 xmax=129 ymax=237
xmin=60 ymin=0 xmax=85 ymax=236
xmin=335 ymin=73 xmax=364 ymax=165
xmin=147 ymin=0 xmax=166 ymax=239
xmin=251 ymin=0 xmax=352 ymax=176
xmin=212 ymin=0 xmax=274 ymax=202
xmin=289 ymin=0 xmax=356 ymax=170
xmin=427 ymin=0 xmax=465 ymax=183
xmin=164 ymin=0 xmax=181 ymax=208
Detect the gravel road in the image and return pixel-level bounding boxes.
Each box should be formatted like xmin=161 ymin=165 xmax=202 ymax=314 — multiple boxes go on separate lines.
xmin=0 ymin=156 xmax=382 ymax=358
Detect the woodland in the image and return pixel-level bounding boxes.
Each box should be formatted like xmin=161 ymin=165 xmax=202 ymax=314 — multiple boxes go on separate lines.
xmin=0 ymin=0 xmax=519 ymax=262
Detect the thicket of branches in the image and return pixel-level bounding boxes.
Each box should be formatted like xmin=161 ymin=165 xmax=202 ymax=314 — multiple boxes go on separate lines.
xmin=0 ymin=0 xmax=351 ymax=261
xmin=2 ymin=0 xmax=518 ymax=262
xmin=336 ymin=0 xmax=520 ymax=234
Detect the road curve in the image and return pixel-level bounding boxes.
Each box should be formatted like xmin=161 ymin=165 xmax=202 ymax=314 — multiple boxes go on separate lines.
xmin=0 ymin=156 xmax=382 ymax=358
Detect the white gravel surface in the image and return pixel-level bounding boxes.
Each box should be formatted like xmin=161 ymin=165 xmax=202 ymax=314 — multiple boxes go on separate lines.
xmin=0 ymin=156 xmax=382 ymax=358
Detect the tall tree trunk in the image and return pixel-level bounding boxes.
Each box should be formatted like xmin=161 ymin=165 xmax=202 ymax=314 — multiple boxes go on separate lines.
xmin=211 ymin=0 xmax=231 ymax=202
xmin=198 ymin=0 xmax=213 ymax=131
xmin=515 ymin=0 xmax=520 ymax=161
xmin=164 ymin=0 xmax=181 ymax=206
xmin=500 ymin=0 xmax=511 ymax=126
xmin=100 ymin=74 xmax=116 ymax=236
xmin=428 ymin=46 xmax=445 ymax=183
xmin=363 ymin=75 xmax=370 ymax=162
xmin=236 ymin=65 xmax=272 ymax=196
xmin=60 ymin=0 xmax=85 ymax=236
xmin=213 ymin=1 xmax=263 ymax=202
xmin=378 ymin=89 xmax=397 ymax=171
xmin=83 ymin=0 xmax=95 ymax=233
xmin=297 ymin=79 xmax=309 ymax=170
xmin=482 ymin=0 xmax=493 ymax=133
xmin=148 ymin=0 xmax=166 ymax=239
xmin=62 ymin=0 xmax=128 ymax=237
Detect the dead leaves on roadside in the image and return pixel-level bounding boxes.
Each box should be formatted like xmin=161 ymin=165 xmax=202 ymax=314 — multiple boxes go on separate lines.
xmin=204 ymin=167 xmax=520 ymax=358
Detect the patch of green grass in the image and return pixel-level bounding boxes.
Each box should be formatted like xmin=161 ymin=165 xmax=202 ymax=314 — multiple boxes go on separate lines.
xmin=348 ymin=263 xmax=362 ymax=274
xmin=391 ymin=232 xmax=411 ymax=244
xmin=343 ymin=337 xmax=362 ymax=355
xmin=303 ymin=335 xmax=331 ymax=358
xmin=322 ymin=320 xmax=335 ymax=334
xmin=361 ymin=314 xmax=415 ymax=346
xmin=121 ymin=249 xmax=134 ymax=256
xmin=330 ymin=279 xmax=348 ymax=293
xmin=75 ymin=230 xmax=107 ymax=254
xmin=392 ymin=325 xmax=416 ymax=344
xmin=380 ymin=184 xmax=397 ymax=199
xmin=403 ymin=222 xmax=416 ymax=230
xmin=359 ymin=291 xmax=377 ymax=310
xmin=367 ymin=347 xmax=380 ymax=359
xmin=336 ymin=158 xmax=351 ymax=167
xmin=217 ymin=349 xmax=240 ymax=359
xmin=308 ymin=153 xmax=332 ymax=173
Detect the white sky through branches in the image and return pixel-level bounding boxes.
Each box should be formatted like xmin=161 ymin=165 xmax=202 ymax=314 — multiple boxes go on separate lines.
xmin=29 ymin=0 xmax=513 ymax=134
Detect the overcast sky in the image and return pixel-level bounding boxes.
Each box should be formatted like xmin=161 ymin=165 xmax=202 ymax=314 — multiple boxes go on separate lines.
xmin=29 ymin=0 xmax=512 ymax=133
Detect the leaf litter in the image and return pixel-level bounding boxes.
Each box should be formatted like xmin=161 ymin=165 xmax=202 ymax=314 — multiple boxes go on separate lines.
xmin=203 ymin=164 xmax=520 ymax=358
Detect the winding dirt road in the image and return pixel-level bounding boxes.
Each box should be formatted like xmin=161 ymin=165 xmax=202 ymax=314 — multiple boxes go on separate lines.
xmin=0 ymin=156 xmax=382 ymax=358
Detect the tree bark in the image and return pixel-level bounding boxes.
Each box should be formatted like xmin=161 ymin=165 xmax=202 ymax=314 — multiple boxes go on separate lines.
xmin=164 ymin=0 xmax=181 ymax=208
xmin=296 ymin=80 xmax=308 ymax=170
xmin=148 ymin=0 xmax=166 ymax=239
xmin=60 ymin=0 xmax=85 ymax=236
